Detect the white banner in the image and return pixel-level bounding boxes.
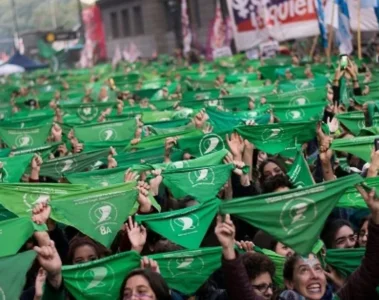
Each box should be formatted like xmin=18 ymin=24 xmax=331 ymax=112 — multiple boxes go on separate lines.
xmin=347 ymin=0 xmax=379 ymax=32
xmin=227 ymin=0 xmax=320 ymax=51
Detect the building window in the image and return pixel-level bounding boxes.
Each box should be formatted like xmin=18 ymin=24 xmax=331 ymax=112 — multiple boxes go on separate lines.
xmin=110 ymin=12 xmax=120 ymax=39
xmin=121 ymin=9 xmax=131 ymax=37
xmin=133 ymin=6 xmax=144 ymax=35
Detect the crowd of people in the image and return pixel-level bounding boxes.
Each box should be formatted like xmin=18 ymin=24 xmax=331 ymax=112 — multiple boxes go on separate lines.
xmin=1 ymin=50 xmax=379 ymax=300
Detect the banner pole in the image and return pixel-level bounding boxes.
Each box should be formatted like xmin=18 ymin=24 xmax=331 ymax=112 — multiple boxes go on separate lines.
xmin=309 ymin=35 xmax=319 ymax=59
xmin=327 ymin=1 xmax=336 ymax=65
xmin=358 ymin=0 xmax=362 ymax=60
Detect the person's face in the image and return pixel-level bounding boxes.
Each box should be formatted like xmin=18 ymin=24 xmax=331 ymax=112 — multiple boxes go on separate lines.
xmin=123 ymin=275 xmax=156 ymax=300
xmin=358 ymin=220 xmax=369 ymax=247
xmin=287 ymin=255 xmax=326 ymax=300
xmin=263 ymin=162 xmax=283 ymax=179
xmin=251 ymin=272 xmax=273 ymax=300
xmin=274 ymin=186 xmax=290 ymax=193
xmin=275 ymin=242 xmax=295 ymax=257
xmin=333 ymin=225 xmax=357 ymax=249
xmin=72 ymin=245 xmax=98 ymax=264
xmin=99 ymin=87 xmax=108 ymax=99
xmin=327 ymin=88 xmax=334 ymax=102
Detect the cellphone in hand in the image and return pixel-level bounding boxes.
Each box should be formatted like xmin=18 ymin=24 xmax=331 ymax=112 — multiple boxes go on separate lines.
xmin=340 ymin=55 xmax=348 ymax=70
xmin=375 ymin=138 xmax=379 ymax=151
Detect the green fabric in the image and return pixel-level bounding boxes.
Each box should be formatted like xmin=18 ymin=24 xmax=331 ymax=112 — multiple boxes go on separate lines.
xmin=10 ymin=142 xmax=61 ymax=160
xmin=278 ymin=78 xmax=329 ymax=93
xmin=0 ymin=154 xmax=33 ymax=183
xmin=254 ymin=247 xmax=285 ymax=288
xmin=0 ymin=250 xmax=37 ymax=299
xmin=65 ymin=167 xmax=126 ymax=187
xmin=337 ymin=112 xmax=379 ymax=136
xmin=287 ymin=151 xmax=315 ymax=188
xmin=59 ymin=102 xmax=117 ymax=123
xmin=148 ymin=247 xmax=222 ymax=295
xmin=221 ymin=174 xmax=363 ymax=255
xmin=136 ymin=199 xmax=220 ymax=249
xmin=163 ymin=164 xmax=234 ymax=201
xmin=74 ymin=119 xmax=136 ymax=143
xmin=62 ymin=250 xmax=141 ymax=300
xmin=51 ymin=182 xmax=138 ymax=247
xmin=331 ymin=135 xmax=378 ymax=162
xmin=0 ymin=217 xmax=47 ymax=257
xmin=337 ymin=177 xmax=379 ymax=209
xmin=0 ymin=123 xmax=52 ymax=148
xmin=236 ymin=121 xmax=317 ymax=155
xmin=0 ymin=183 xmax=88 ymax=218
xmin=176 ymin=132 xmax=229 ymax=157
xmin=273 ymin=102 xmax=325 ymax=122
xmin=39 ymin=149 xmax=109 ymax=180
xmin=326 ymin=248 xmax=364 ymax=278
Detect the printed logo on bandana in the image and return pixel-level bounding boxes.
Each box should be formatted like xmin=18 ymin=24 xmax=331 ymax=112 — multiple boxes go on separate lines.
xmin=0 ymin=287 xmax=5 ymax=300
xmin=280 ymin=198 xmax=318 ymax=235
xmin=89 ymin=202 xmax=118 ymax=236
xmin=159 ymin=118 xmax=170 ymax=122
xmin=0 ymin=162 xmax=8 ymax=183
xmin=23 ymin=193 xmax=50 ymax=212
xmin=347 ymin=191 xmax=363 ymax=206
xmin=195 ymin=93 xmax=211 ymax=100
xmin=261 ymin=128 xmax=283 ymax=141
xmin=296 ymin=81 xmax=314 ymax=90
xmin=174 ymin=109 xmax=193 ymax=119
xmin=204 ymin=99 xmax=224 ymax=108
xmin=75 ymin=264 xmax=115 ymax=298
xmin=15 ymin=134 xmax=34 ymax=148
xmin=199 ymin=133 xmax=225 ymax=156
xmin=248 ymin=111 xmax=258 ymax=118
xmin=170 ymin=214 xmax=200 ymax=236
xmin=188 ymin=168 xmax=215 ymax=187
xmin=77 ymin=105 xmax=99 ymax=121
xmin=55 ymin=159 xmax=78 ymax=174
xmin=168 ymin=256 xmax=205 ymax=277
xmin=99 ymin=128 xmax=117 ymax=141
xmin=167 ymin=161 xmax=190 ymax=170
xmin=290 ymin=96 xmax=309 ymax=106
xmin=286 ymin=109 xmax=305 ymax=121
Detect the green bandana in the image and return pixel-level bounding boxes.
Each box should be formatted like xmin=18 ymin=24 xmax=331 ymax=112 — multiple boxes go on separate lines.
xmin=62 ymin=250 xmax=141 ymax=300
xmin=236 ymin=121 xmax=317 ymax=154
xmin=59 ymin=102 xmax=117 ymax=123
xmin=162 ymin=164 xmax=234 ymax=201
xmin=148 ymin=247 xmax=222 ymax=295
xmin=273 ymin=102 xmax=325 ymax=122
xmin=74 ymin=119 xmax=136 ymax=143
xmin=39 ymin=149 xmax=109 ymax=180
xmin=326 ymin=248 xmax=364 ymax=278
xmin=0 ymin=154 xmax=33 ymax=183
xmin=51 ymin=182 xmax=138 ymax=247
xmin=287 ymin=151 xmax=315 ymax=188
xmin=0 ymin=251 xmax=37 ymax=299
xmin=136 ymin=199 xmax=220 ymax=249
xmin=0 ymin=123 xmax=52 ymax=148
xmin=221 ymin=174 xmax=363 ymax=254
xmin=331 ymin=135 xmax=378 ymax=162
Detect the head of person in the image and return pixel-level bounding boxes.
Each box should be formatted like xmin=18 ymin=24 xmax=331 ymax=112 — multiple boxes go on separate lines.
xmin=120 ymin=269 xmax=171 ymax=300
xmin=259 ymin=158 xmax=287 ymax=184
xmin=292 ymin=54 xmax=300 ymax=66
xmin=321 ymin=219 xmax=356 ymax=249
xmin=67 ymin=236 xmax=109 ymax=264
xmin=358 ymin=215 xmax=370 ymax=247
xmin=270 ymin=240 xmax=295 ymax=257
xmin=283 ymin=254 xmax=326 ymax=300
xmin=242 ymin=252 xmax=275 ymax=300
xmin=261 ymin=173 xmax=293 ymax=194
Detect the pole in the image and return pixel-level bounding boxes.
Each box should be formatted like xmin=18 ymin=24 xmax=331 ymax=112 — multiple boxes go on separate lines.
xmin=309 ymin=35 xmax=319 ymax=59
xmin=50 ymin=0 xmax=57 ymax=29
xmin=77 ymin=0 xmax=86 ymax=45
xmin=327 ymin=0 xmax=336 ymax=65
xmin=357 ymin=0 xmax=362 ymax=59
xmin=9 ymin=0 xmax=20 ymax=48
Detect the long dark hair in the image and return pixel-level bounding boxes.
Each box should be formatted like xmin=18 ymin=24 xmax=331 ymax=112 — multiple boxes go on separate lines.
xmin=120 ymin=269 xmax=171 ymax=300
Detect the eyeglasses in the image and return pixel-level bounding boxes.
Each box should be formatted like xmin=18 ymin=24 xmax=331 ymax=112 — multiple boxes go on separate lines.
xmin=251 ymin=283 xmax=274 ymax=293
xmin=123 ymin=293 xmax=154 ymax=300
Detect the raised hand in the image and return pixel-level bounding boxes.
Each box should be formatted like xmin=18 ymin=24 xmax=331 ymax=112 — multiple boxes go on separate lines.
xmin=149 ymin=169 xmax=162 ymax=196
xmin=51 ymin=123 xmax=62 ymax=142
xmin=215 ymin=214 xmax=236 ymax=260
xmin=32 ymin=202 xmax=51 ymax=225
xmin=34 ymin=268 xmax=47 ymax=300
xmin=124 ymin=168 xmax=139 ymax=182
xmin=140 ymin=257 xmax=160 ymax=273
xmin=33 ymin=240 xmax=62 ymax=289
xmin=226 ymin=133 xmax=245 ymax=160
xmin=327 ymin=116 xmax=339 ymax=134
xmin=356 ymin=185 xmax=379 ymax=225
xmin=235 ymin=240 xmax=255 ymax=253
xmin=137 ymin=181 xmax=152 ymax=213
xmin=125 ymin=216 xmax=147 ymax=253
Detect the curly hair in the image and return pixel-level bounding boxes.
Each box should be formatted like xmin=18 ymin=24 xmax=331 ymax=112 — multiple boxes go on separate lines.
xmin=241 ymin=252 xmax=275 ymax=281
